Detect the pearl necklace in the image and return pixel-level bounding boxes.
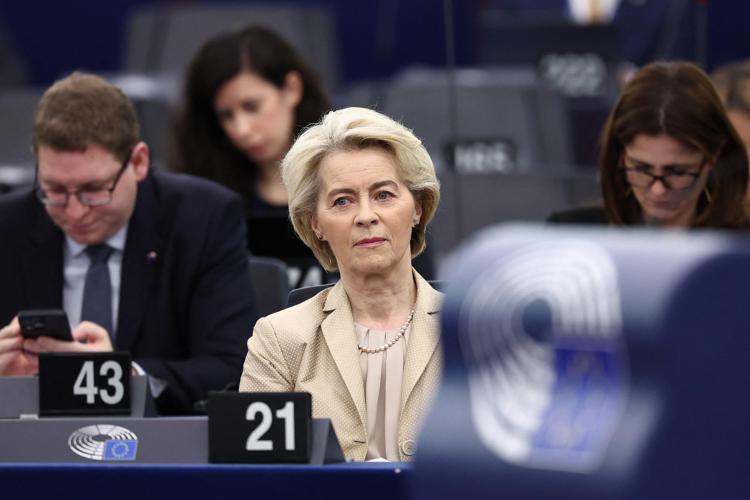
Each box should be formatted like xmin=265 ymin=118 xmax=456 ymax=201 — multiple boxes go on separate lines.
xmin=358 ymin=309 xmax=416 ymax=354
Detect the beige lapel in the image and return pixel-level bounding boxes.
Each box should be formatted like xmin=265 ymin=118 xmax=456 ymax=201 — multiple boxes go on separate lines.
xmin=401 ymin=271 xmax=442 ymax=415
xmin=320 ymin=282 xmax=368 ymax=429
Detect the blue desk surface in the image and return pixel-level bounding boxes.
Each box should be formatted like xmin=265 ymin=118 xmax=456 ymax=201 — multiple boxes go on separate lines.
xmin=1 ymin=461 xmax=410 ymax=500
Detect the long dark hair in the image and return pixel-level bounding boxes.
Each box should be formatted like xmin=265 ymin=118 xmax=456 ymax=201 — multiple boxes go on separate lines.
xmin=169 ymin=25 xmax=331 ymax=206
xmin=599 ymin=61 xmax=748 ymax=228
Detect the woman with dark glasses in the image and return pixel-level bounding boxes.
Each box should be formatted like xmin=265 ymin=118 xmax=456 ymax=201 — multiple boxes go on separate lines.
xmin=550 ymin=61 xmax=748 ymax=228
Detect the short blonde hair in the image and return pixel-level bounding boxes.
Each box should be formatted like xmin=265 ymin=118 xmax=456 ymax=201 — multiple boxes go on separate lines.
xmin=282 ymin=107 xmax=440 ymax=271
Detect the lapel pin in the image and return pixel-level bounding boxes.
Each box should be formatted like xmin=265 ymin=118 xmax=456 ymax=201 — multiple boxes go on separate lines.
xmin=146 ymin=251 xmax=158 ymax=263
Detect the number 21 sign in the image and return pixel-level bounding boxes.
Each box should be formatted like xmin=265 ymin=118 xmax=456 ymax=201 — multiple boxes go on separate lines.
xmin=208 ymin=392 xmax=312 ymax=463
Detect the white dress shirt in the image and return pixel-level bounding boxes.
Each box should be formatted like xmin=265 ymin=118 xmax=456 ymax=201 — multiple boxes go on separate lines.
xmin=62 ymin=225 xmax=128 ymax=338
xmin=61 ymin=225 xmax=168 ymax=397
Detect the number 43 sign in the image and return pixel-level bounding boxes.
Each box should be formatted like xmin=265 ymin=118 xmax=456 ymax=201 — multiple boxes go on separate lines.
xmin=208 ymin=392 xmax=312 ymax=463
xmin=38 ymin=352 xmax=131 ymax=416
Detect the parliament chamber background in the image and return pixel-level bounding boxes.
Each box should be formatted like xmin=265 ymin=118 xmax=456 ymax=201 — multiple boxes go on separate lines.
xmin=2 ymin=1 xmax=750 ymax=498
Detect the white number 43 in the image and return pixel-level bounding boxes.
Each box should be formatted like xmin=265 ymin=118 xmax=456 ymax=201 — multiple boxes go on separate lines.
xmin=73 ymin=360 xmax=124 ymax=405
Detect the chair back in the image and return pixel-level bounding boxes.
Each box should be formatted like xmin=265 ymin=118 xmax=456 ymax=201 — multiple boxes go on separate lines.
xmin=346 ymin=67 xmax=601 ymax=258
xmin=287 ymin=280 xmax=446 ymax=308
xmin=249 ymin=256 xmax=290 ymax=317
xmin=123 ymin=4 xmax=341 ymax=91
xmin=0 ymin=87 xmax=43 ymax=191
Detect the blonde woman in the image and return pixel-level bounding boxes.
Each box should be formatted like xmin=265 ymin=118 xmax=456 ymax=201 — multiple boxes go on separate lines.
xmin=240 ymin=107 xmax=442 ymax=461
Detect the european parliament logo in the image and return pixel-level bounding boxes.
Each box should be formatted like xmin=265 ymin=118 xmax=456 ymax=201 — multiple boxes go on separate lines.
xmin=68 ymin=424 xmax=139 ymax=461
xmin=458 ymin=239 xmax=627 ymax=473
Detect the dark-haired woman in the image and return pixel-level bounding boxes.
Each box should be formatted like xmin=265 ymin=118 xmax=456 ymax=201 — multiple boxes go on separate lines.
xmin=170 ymin=25 xmax=331 ymax=287
xmin=549 ymin=61 xmax=748 ymax=228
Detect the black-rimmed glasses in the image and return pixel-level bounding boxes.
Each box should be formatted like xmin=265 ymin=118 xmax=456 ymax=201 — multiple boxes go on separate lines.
xmin=35 ymin=149 xmax=133 ymax=207
xmin=621 ymin=161 xmax=704 ymax=191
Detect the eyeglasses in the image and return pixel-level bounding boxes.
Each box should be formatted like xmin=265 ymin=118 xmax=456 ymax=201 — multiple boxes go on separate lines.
xmin=35 ymin=149 xmax=133 ymax=207
xmin=621 ymin=160 xmax=704 ymax=191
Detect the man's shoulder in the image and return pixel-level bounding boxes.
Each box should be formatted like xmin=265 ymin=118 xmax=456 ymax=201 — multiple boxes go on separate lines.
xmin=0 ymin=187 xmax=36 ymax=208
xmin=0 ymin=188 xmax=40 ymax=227
xmin=149 ymin=169 xmax=239 ymax=203
xmin=143 ymin=170 xmax=244 ymax=230
xmin=130 ymin=170 xmax=248 ymax=270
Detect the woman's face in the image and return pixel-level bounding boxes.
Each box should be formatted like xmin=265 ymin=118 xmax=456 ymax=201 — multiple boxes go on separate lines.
xmin=312 ymin=147 xmax=422 ymax=279
xmin=622 ymin=134 xmax=710 ymax=227
xmin=213 ymin=71 xmax=301 ymax=168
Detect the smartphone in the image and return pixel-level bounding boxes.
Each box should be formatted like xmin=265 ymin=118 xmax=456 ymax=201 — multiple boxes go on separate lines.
xmin=18 ymin=309 xmax=74 ymax=342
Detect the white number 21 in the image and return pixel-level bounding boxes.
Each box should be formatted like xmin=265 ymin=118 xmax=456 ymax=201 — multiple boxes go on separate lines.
xmin=246 ymin=401 xmax=295 ymax=451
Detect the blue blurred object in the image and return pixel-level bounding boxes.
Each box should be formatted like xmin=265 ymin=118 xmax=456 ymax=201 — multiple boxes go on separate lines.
xmin=414 ymin=224 xmax=750 ymax=499
xmin=103 ymin=439 xmax=138 ymax=461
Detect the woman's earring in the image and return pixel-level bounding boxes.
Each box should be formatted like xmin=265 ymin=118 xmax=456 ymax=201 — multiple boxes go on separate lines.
xmin=704 ymin=185 xmax=713 ymax=204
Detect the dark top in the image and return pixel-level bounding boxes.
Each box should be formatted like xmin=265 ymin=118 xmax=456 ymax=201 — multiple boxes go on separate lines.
xmin=0 ymin=170 xmax=259 ymax=414
xmin=246 ymin=206 xmax=333 ymax=289
xmin=548 ymin=205 xmax=750 ymax=229
xmin=547 ymin=206 xmax=609 ymax=225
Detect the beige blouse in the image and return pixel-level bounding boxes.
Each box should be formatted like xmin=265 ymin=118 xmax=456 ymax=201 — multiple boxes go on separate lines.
xmin=354 ymin=322 xmax=413 ymax=461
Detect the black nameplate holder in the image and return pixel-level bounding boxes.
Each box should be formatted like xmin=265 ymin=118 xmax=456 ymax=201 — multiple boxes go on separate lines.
xmin=209 ymin=392 xmax=343 ymax=464
xmin=209 ymin=392 xmax=311 ymax=463
xmin=38 ymin=352 xmax=131 ymax=417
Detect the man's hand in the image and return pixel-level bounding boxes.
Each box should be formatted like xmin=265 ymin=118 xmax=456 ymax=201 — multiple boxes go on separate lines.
xmin=24 ymin=321 xmax=113 ymax=354
xmin=0 ymin=317 xmax=38 ymax=375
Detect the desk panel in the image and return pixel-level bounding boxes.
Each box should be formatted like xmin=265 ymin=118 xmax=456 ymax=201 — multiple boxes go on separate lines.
xmin=2 ymin=462 xmax=409 ymax=500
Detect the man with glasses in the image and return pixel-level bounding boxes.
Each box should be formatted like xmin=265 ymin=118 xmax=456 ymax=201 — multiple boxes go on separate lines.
xmin=0 ymin=72 xmax=259 ymax=414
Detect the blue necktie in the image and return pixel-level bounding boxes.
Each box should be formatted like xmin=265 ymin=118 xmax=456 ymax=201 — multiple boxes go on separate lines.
xmin=80 ymin=244 xmax=115 ymax=337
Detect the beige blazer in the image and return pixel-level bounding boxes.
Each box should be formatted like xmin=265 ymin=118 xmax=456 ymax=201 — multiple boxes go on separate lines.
xmin=239 ymin=270 xmax=443 ymax=461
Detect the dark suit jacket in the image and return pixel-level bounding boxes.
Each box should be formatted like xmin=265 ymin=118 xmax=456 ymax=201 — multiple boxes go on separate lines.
xmin=0 ymin=170 xmax=259 ymax=414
